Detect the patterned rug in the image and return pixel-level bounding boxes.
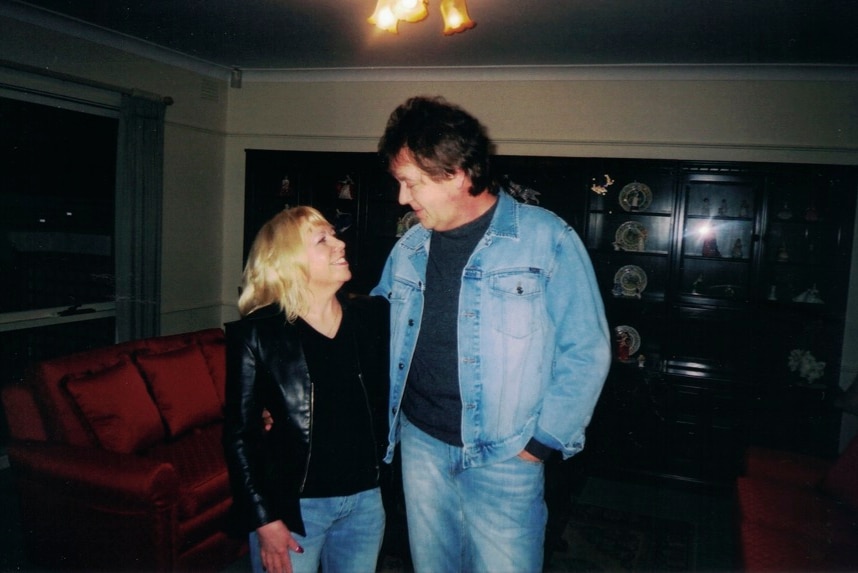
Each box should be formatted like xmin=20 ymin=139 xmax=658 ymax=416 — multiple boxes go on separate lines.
xmin=546 ymin=503 xmax=696 ymax=572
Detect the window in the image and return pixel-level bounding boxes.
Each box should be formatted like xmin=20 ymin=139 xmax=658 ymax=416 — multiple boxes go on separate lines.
xmin=0 ymin=97 xmax=117 ymax=314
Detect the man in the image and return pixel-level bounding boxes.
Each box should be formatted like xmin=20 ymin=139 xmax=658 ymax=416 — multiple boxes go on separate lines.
xmin=371 ymin=96 xmax=611 ymax=573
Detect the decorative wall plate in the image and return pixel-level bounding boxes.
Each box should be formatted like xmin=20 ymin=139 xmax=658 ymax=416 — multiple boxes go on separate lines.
xmin=619 ymin=182 xmax=653 ymax=211
xmin=614 ymin=325 xmax=641 ymax=355
xmin=614 ymin=221 xmax=648 ymax=251
xmin=614 ymin=265 xmax=648 ymax=297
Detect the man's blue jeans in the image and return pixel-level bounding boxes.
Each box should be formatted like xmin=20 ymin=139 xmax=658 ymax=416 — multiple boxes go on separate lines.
xmin=248 ymin=487 xmax=384 ymax=573
xmin=400 ymin=415 xmax=547 ymax=573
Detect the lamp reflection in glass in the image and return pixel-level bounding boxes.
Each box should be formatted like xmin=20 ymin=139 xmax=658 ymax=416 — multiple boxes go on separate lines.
xmin=368 ymin=0 xmax=428 ymax=33
xmin=440 ymin=0 xmax=475 ymax=35
xmin=698 ymin=223 xmax=722 ymax=258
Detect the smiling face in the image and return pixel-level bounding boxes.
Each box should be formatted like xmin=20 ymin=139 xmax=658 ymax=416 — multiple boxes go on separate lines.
xmin=302 ymin=223 xmax=351 ymax=291
xmin=389 ymin=148 xmax=476 ymax=232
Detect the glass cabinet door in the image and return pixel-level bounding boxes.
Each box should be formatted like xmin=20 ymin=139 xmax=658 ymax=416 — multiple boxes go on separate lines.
xmin=760 ymin=171 xmax=845 ymax=310
xmin=678 ymin=173 xmax=761 ymax=304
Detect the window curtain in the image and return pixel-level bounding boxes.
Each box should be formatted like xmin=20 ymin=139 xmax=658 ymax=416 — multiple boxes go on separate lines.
xmin=114 ymin=93 xmax=165 ymax=342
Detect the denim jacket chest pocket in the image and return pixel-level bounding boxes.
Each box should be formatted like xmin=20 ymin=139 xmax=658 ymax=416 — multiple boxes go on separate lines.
xmin=486 ymin=268 xmax=545 ymax=339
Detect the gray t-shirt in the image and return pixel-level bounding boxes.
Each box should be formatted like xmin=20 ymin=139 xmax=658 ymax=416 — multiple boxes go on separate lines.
xmin=401 ymin=203 xmax=496 ymax=446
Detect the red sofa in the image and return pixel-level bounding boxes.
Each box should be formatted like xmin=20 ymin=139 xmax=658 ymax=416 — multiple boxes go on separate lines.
xmin=736 ymin=434 xmax=858 ymax=571
xmin=1 ymin=328 xmax=246 ymax=571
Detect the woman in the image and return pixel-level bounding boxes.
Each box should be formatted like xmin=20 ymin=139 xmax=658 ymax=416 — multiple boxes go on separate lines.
xmin=223 ymin=206 xmax=389 ymax=573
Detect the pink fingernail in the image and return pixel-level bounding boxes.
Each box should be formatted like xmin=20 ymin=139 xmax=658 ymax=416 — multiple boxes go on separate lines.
xmin=296 ymin=545 xmax=304 ymax=554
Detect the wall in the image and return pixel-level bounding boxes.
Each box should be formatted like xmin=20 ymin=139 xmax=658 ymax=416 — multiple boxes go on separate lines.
xmin=224 ymin=75 xmax=858 ymax=450
xmin=0 ymin=15 xmax=230 ymax=335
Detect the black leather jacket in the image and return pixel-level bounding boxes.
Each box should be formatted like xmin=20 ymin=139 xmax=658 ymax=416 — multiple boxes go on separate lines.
xmin=222 ymin=294 xmax=389 ymax=536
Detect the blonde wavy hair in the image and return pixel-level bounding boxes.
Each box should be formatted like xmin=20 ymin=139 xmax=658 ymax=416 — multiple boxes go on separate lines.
xmin=238 ymin=206 xmax=331 ymax=320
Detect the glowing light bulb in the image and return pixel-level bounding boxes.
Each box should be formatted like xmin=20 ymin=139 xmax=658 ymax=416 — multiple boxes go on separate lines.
xmin=394 ymin=0 xmax=427 ymax=21
xmin=377 ymin=7 xmax=397 ymax=29
xmin=368 ymin=0 xmax=400 ymax=33
xmin=440 ymin=0 xmax=475 ymax=35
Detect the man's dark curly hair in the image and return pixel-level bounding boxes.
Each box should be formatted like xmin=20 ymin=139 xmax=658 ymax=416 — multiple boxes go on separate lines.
xmin=378 ymin=96 xmax=497 ymax=196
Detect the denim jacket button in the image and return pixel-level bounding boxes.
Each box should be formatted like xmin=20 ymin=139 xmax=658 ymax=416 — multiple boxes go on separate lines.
xmin=398 ymin=362 xmax=405 ymax=370
xmin=408 ymin=319 xmax=415 ymax=326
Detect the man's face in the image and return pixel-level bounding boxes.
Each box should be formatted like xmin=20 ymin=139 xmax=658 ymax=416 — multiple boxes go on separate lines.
xmin=389 ymin=149 xmax=470 ymax=232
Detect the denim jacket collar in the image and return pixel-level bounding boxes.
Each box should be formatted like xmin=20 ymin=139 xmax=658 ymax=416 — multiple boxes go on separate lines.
xmin=399 ymin=190 xmax=519 ymax=251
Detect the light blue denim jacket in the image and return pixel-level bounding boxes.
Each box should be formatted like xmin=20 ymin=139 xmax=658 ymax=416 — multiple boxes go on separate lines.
xmin=372 ymin=191 xmax=611 ymax=468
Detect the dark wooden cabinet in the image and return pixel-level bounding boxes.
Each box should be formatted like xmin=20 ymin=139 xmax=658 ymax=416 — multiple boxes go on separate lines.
xmin=244 ymin=151 xmax=856 ymax=485
xmin=582 ymin=161 xmax=856 ymax=484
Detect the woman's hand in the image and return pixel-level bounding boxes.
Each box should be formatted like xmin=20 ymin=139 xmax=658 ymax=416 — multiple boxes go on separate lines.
xmin=256 ymin=520 xmax=303 ymax=573
xmin=262 ymin=408 xmax=274 ymax=432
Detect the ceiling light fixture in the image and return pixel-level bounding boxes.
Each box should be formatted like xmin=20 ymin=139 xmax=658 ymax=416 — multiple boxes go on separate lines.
xmin=368 ymin=0 xmax=475 ymax=35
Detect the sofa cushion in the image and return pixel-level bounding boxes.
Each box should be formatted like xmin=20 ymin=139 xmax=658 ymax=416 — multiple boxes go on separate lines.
xmin=34 ymin=345 xmax=143 ymax=447
xmin=821 ymin=435 xmax=858 ymax=512
xmin=64 ymin=357 xmax=166 ymax=453
xmin=135 ymin=345 xmax=223 ymax=438
xmin=146 ymin=424 xmax=230 ymax=520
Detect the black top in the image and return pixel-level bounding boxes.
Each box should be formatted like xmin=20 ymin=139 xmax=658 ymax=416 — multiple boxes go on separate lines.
xmin=299 ymin=309 xmax=378 ymax=497
xmin=402 ymin=203 xmax=496 ymax=446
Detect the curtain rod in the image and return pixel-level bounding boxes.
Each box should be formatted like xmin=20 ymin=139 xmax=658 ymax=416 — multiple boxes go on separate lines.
xmin=0 ymin=58 xmax=174 ymax=105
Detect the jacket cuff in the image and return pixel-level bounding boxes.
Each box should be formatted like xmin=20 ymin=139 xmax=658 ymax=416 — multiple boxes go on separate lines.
xmin=524 ymin=437 xmax=554 ymax=461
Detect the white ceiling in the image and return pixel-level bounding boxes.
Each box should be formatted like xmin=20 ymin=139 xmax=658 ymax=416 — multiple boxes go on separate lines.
xmin=5 ymin=0 xmax=858 ymax=73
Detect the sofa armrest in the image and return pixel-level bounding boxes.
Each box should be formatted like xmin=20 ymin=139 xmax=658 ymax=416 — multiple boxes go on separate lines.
xmin=1 ymin=383 xmax=48 ymax=441
xmin=7 ymin=440 xmax=181 ymax=570
xmin=8 ymin=440 xmax=179 ymax=506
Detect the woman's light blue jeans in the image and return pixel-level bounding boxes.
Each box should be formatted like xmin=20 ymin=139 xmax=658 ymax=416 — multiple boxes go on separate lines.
xmin=249 ymin=487 xmax=384 ymax=573
xmin=400 ymin=415 xmax=547 ymax=573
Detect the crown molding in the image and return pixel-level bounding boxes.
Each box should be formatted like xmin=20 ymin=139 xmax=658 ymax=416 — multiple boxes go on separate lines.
xmin=240 ymin=64 xmax=858 ymax=83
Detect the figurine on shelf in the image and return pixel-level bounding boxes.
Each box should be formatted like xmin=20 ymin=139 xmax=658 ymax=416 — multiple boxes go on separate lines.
xmin=731 ymin=238 xmax=744 ymax=258
xmin=637 ymin=354 xmax=646 ymax=368
xmin=767 ymin=285 xmax=778 ymax=301
xmin=692 ymin=274 xmax=705 ymax=294
xmin=793 ymin=284 xmax=824 ymax=304
xmin=777 ymin=243 xmax=789 ymax=261
xmin=612 ymin=280 xmax=624 ymax=297
xmin=702 ymin=197 xmax=711 ymax=216
xmin=718 ymin=199 xmax=728 ymax=216
xmin=739 ymin=200 xmax=750 ymax=218
xmin=636 ymin=227 xmax=648 ymax=252
xmin=628 ymin=188 xmax=642 ymax=210
xmin=777 ymin=202 xmax=793 ymax=220
xmin=702 ymin=235 xmax=721 ymax=257
xmin=616 ymin=330 xmax=631 ymax=362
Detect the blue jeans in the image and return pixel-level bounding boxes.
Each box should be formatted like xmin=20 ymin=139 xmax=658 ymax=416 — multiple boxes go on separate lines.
xmin=400 ymin=415 xmax=547 ymax=573
xmin=249 ymin=487 xmax=384 ymax=573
